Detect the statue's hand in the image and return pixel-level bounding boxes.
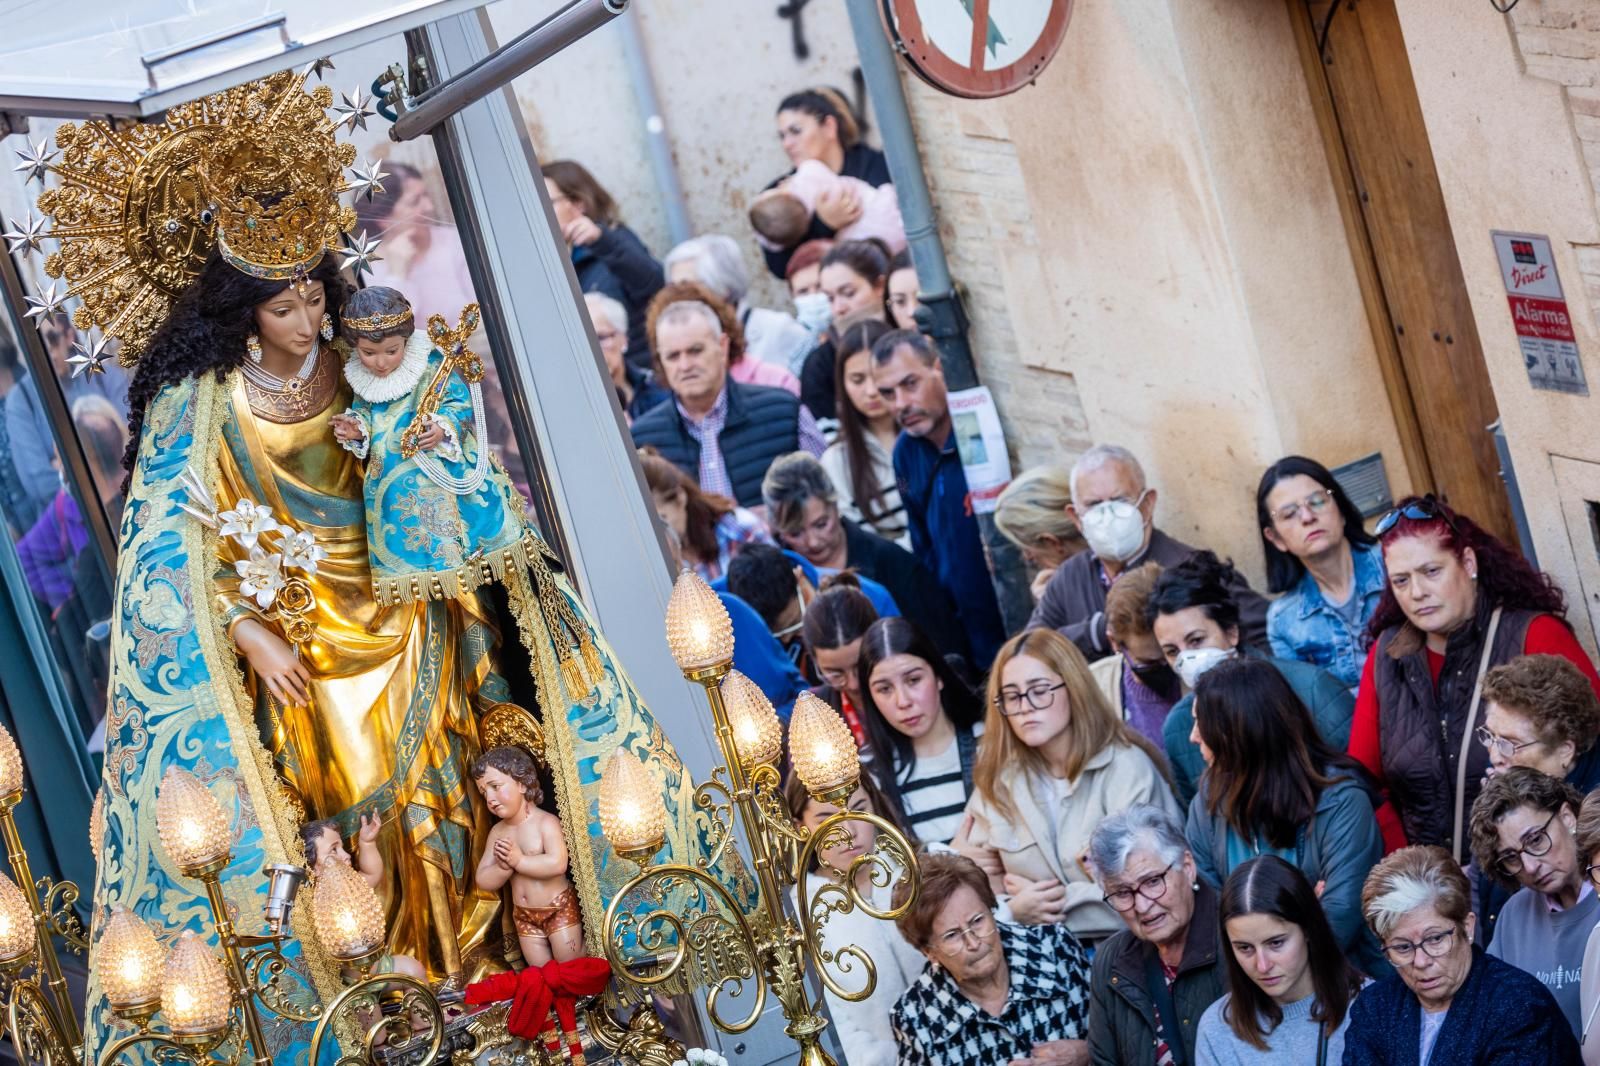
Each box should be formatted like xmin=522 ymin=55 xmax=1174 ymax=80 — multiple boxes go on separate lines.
xmin=492 ymin=837 xmax=520 ymax=870
xmin=233 ymin=618 xmax=311 ymax=705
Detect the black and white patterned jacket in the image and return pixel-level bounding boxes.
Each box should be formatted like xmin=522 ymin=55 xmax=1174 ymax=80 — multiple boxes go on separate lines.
xmin=891 ymin=920 xmax=1091 ymax=1066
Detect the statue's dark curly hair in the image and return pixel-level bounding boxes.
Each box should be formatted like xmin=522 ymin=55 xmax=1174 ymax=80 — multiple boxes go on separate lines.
xmin=120 ymin=248 xmax=350 ymax=487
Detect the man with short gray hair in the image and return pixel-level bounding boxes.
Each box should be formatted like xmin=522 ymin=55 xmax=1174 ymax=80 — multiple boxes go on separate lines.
xmin=1027 ymin=444 xmax=1267 ymax=661
xmin=630 ymin=285 xmax=825 ymax=509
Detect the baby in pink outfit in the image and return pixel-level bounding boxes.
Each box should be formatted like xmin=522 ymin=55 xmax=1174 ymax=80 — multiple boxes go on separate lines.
xmin=750 ymin=160 xmax=906 ymax=253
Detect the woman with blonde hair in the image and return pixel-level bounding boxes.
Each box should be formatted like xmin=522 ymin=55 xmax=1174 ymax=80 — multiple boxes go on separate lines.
xmin=993 ymin=466 xmax=1086 ymax=603
xmin=960 ymin=628 xmax=1178 ymax=942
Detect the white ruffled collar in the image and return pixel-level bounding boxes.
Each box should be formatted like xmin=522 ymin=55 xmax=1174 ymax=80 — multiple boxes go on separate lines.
xmin=343 ymin=330 xmax=433 ymax=403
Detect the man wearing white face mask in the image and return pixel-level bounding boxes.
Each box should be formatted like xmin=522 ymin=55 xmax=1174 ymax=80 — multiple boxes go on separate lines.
xmin=1027 ymin=444 xmax=1270 ymax=664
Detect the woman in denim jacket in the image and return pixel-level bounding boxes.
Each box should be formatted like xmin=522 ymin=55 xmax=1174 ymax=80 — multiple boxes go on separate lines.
xmin=1259 ymin=457 xmax=1386 ymax=691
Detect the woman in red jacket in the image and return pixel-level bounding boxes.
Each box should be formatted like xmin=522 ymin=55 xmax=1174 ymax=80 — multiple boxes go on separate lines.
xmin=1347 ymin=495 xmax=1600 ymax=862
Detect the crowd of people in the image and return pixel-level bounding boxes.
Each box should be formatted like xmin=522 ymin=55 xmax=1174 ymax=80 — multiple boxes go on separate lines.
xmin=526 ymin=82 xmax=1600 ymax=1064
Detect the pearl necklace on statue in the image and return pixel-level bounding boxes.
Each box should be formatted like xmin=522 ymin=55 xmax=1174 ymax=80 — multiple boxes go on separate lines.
xmin=242 ymin=341 xmax=320 ymax=394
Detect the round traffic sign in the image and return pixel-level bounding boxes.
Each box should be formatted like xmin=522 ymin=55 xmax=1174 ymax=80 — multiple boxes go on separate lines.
xmin=884 ymin=0 xmax=1074 ymax=99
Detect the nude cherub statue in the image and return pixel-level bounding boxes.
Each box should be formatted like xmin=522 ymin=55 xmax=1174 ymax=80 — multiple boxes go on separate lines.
xmin=301 ymin=814 xmax=426 ymax=981
xmin=472 ymin=747 xmax=582 ymax=966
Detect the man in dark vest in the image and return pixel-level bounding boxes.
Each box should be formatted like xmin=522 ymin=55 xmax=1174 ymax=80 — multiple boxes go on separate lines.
xmin=631 ymin=286 xmax=825 ymax=510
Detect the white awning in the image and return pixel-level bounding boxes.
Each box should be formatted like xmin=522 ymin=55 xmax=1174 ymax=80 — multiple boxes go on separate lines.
xmin=0 ymin=1 xmax=486 ymax=118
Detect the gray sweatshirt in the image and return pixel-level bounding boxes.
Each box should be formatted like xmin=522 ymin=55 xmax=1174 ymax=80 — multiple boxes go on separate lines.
xmin=1195 ymin=992 xmax=1350 ymax=1064
xmin=1487 ymin=881 xmax=1597 ymax=1040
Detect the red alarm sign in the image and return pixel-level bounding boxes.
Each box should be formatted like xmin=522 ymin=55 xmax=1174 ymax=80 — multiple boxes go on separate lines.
xmin=883 ymin=0 xmax=1074 ymax=100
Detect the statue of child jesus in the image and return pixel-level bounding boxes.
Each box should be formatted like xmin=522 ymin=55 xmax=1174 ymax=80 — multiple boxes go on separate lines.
xmin=471 ymin=746 xmax=583 ymax=965
xmin=329 ymin=285 xmax=535 ymax=607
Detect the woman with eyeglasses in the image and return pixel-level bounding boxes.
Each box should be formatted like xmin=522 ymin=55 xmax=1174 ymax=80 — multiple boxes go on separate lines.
xmin=1472 ymin=654 xmax=1600 ymax=948
xmin=1185 ymin=658 xmax=1388 ymax=978
xmin=1196 ymin=856 xmax=1363 ymax=1064
xmin=1466 ymin=767 xmax=1592 ymax=1038
xmin=801 ymin=573 xmax=880 ymax=745
xmin=1346 ymin=495 xmax=1600 ymax=860
xmin=1085 ymin=805 xmax=1229 ymax=1066
xmin=1258 ymin=456 xmax=1385 ymax=691
xmin=959 ymin=629 xmax=1177 ymax=940
xmin=855 ymin=616 xmax=984 ymax=845
xmin=1344 ymin=844 xmax=1579 ymax=1064
xmin=890 ymin=851 xmax=1092 ymax=1066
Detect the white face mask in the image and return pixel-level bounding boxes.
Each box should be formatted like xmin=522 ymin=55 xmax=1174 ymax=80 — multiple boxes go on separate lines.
xmin=793 ymin=291 xmax=833 ymax=332
xmin=1173 ymin=646 xmax=1236 ymax=690
xmin=1079 ymin=492 xmax=1149 ymax=562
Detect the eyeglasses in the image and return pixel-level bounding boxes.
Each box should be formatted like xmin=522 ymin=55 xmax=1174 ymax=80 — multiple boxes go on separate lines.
xmin=1475 ymin=725 xmax=1542 ymax=761
xmin=1375 ymin=494 xmax=1460 ymax=538
xmin=1271 ymin=490 xmax=1333 ymax=524
xmin=1493 ymin=810 xmax=1558 ymax=877
xmin=1383 ymin=926 xmax=1457 ymax=966
xmin=933 ymin=911 xmax=996 ymax=950
xmin=1102 ymin=863 xmax=1173 ymax=912
xmin=1585 ymin=861 xmax=1600 ymax=888
xmin=818 ymin=665 xmax=853 ymax=688
xmin=996 ymin=682 xmax=1065 ymax=716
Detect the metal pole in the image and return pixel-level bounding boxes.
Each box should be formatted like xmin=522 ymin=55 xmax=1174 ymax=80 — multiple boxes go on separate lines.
xmin=844 ymin=0 xmax=977 ymax=389
xmin=617 ymin=6 xmax=693 ymax=246
xmin=391 ymin=0 xmax=628 ymax=142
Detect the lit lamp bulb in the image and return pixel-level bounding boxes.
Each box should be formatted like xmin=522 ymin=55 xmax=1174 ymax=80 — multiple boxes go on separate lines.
xmin=310 ymin=857 xmax=386 ymax=964
xmin=788 ymin=693 xmax=860 ymax=804
xmin=599 ymin=750 xmax=667 ymax=861
xmin=664 ymin=569 xmax=734 ymax=676
xmin=99 ymin=908 xmax=164 ymax=1019
xmin=155 ymin=767 xmax=231 ymax=875
xmin=0 ymin=722 xmax=24 ymax=801
xmin=89 ymin=788 xmax=106 ymax=860
xmin=160 ymin=931 xmax=231 ymax=1042
xmin=0 ymin=872 xmax=35 ymax=969
xmin=722 ymin=670 xmax=782 ymax=769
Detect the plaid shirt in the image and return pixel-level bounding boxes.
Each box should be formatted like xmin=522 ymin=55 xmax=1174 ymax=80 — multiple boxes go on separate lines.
xmin=891 ymin=921 xmax=1091 ymax=1066
xmin=679 ymin=387 xmax=826 ymax=499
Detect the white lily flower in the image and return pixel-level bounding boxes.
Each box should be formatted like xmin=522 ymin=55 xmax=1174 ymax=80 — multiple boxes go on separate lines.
xmin=218 ymin=499 xmax=282 ymax=550
xmin=236 ymin=550 xmax=286 ymax=610
xmin=281 ymin=530 xmax=327 ymax=576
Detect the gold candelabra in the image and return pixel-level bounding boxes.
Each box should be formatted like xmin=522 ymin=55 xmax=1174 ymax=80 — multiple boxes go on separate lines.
xmin=598 ymin=570 xmax=921 ymax=1066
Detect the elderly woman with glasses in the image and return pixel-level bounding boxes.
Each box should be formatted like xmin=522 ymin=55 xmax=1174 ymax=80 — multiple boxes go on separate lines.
xmin=890 ymin=851 xmax=1092 ymax=1066
xmin=1465 ymin=767 xmax=1593 ymax=1038
xmin=958 ymin=629 xmax=1177 ymax=941
xmin=1085 ymin=805 xmax=1228 ymax=1066
xmin=1346 ymin=495 xmax=1600 ymax=860
xmin=1343 ymin=845 xmax=1578 ymax=1064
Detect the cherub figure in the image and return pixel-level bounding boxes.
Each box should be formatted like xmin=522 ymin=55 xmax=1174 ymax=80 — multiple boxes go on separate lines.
xmin=300 ymin=815 xmax=427 ymax=982
xmin=472 ymin=746 xmax=582 ymax=965
xmin=329 ymin=285 xmax=531 ymax=606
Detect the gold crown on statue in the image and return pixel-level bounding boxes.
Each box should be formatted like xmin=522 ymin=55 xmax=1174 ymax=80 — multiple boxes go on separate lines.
xmin=343 ymin=308 xmax=413 ymax=332
xmin=198 ymin=78 xmax=359 ymax=284
xmin=13 ymin=64 xmax=379 ymax=364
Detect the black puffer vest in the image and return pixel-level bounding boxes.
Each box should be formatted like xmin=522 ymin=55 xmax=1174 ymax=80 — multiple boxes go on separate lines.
xmin=1374 ymin=595 xmax=1536 ymax=861
xmin=629 ymin=379 xmax=802 ymax=509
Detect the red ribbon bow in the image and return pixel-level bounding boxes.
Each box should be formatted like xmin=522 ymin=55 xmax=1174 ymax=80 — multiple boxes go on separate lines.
xmin=464 ymin=957 xmax=612 ymax=1040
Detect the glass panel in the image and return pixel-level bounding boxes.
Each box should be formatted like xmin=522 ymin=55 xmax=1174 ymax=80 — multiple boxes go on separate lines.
xmin=0 ymin=296 xmax=116 ymax=747
xmin=0 ymin=0 xmax=484 ymax=116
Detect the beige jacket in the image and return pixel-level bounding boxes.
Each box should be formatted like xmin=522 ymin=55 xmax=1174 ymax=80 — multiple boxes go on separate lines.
xmin=1582 ymin=918 xmax=1600 ymax=1063
xmin=1091 ymin=653 xmax=1125 ymax=721
xmin=963 ymin=741 xmax=1180 ymax=941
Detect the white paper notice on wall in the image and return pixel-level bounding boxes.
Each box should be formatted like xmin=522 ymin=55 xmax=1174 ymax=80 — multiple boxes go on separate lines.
xmin=949 ymin=386 xmax=1012 ymax=514
xmin=1491 ymin=230 xmax=1589 ymax=396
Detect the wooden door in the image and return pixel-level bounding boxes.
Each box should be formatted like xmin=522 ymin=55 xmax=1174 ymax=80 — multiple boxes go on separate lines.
xmin=1291 ymin=0 xmax=1515 ymax=542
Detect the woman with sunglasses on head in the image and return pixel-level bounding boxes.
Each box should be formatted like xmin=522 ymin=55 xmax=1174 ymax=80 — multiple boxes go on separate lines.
xmin=1258 ymin=456 xmax=1386 ymax=691
xmin=1346 ymin=495 xmax=1600 ymax=859
xmin=960 ymin=629 xmax=1177 ymax=942
xmin=1196 ymin=856 xmax=1363 ymax=1065
xmin=856 ymin=615 xmax=985 ymax=845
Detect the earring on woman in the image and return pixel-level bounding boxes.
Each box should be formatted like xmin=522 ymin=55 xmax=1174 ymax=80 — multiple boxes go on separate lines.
xmin=246 ymin=334 xmax=263 ymax=363
xmin=320 ymin=313 xmax=333 ymax=342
